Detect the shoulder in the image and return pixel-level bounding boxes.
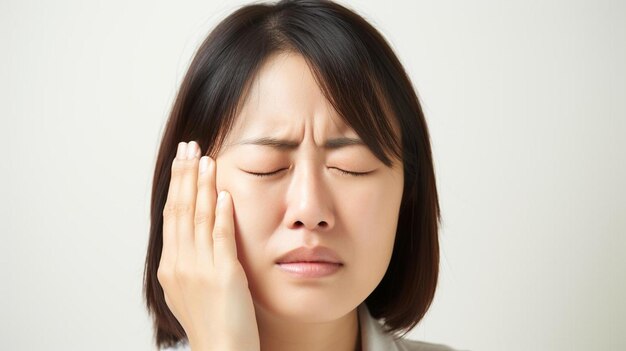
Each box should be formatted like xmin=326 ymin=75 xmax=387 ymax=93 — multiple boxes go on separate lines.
xmin=357 ymin=303 xmax=466 ymax=351
xmin=395 ymin=338 xmax=461 ymax=351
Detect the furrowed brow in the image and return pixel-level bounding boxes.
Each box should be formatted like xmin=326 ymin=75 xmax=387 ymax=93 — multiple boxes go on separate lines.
xmin=235 ymin=136 xmax=365 ymax=150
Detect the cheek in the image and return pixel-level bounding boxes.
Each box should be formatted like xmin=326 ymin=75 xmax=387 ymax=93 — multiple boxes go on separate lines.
xmin=344 ymin=180 xmax=402 ymax=233
xmin=234 ymin=196 xmax=281 ymax=243
xmin=342 ymin=179 xmax=401 ymax=271
xmin=347 ymin=197 xmax=398 ymax=291
xmin=220 ymin=177 xmax=284 ymax=270
xmin=349 ymin=199 xmax=397 ymax=260
xmin=215 ymin=159 xmax=283 ymax=234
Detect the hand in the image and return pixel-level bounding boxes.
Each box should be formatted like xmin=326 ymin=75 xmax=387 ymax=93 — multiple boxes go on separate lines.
xmin=157 ymin=141 xmax=260 ymax=351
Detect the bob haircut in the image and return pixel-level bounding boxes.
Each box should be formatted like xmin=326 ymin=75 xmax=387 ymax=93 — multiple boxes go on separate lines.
xmin=143 ymin=0 xmax=441 ymax=348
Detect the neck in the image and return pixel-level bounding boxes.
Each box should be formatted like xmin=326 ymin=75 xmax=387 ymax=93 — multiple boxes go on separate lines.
xmin=254 ymin=304 xmax=361 ymax=351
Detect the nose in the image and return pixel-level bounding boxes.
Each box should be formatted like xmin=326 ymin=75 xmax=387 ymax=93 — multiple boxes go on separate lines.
xmin=283 ymin=162 xmax=335 ymax=233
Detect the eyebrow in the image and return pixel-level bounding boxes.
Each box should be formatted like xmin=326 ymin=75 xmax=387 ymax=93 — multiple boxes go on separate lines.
xmin=234 ymin=136 xmax=365 ymax=150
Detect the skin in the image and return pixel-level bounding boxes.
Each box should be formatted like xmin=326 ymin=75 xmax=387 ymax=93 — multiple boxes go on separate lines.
xmin=160 ymin=52 xmax=404 ymax=351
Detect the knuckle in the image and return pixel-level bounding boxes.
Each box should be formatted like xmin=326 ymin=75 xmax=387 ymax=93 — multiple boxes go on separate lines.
xmin=175 ymin=202 xmax=194 ymax=216
xmin=174 ymin=262 xmax=215 ymax=287
xmin=212 ymin=226 xmax=228 ymax=240
xmin=174 ymin=262 xmax=195 ymax=280
xmin=197 ymin=173 xmax=209 ymax=186
xmin=171 ymin=158 xmax=196 ymax=175
xmin=195 ymin=270 xmax=214 ymax=287
xmin=163 ymin=201 xmax=193 ymax=217
xmin=194 ymin=212 xmax=211 ymax=226
xmin=162 ymin=203 xmax=176 ymax=218
xmin=157 ymin=266 xmax=174 ymax=285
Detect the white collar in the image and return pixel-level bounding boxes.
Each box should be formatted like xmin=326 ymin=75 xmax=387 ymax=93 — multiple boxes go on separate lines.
xmin=358 ymin=303 xmax=401 ymax=351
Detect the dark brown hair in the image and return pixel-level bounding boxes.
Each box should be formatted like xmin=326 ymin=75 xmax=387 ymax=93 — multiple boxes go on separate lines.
xmin=143 ymin=0 xmax=441 ymax=348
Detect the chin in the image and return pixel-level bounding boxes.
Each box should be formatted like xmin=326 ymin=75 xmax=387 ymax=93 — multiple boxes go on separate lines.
xmin=251 ymin=282 xmax=362 ymax=323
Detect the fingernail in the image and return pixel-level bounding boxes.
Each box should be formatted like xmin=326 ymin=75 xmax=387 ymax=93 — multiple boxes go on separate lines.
xmin=199 ymin=156 xmax=208 ymax=173
xmin=217 ymin=191 xmax=227 ymax=207
xmin=176 ymin=142 xmax=187 ymax=159
xmin=187 ymin=141 xmax=198 ymax=159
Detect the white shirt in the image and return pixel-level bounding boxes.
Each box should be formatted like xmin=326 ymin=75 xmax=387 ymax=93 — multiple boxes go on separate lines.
xmin=161 ymin=303 xmax=460 ymax=351
xmin=357 ymin=303 xmax=458 ymax=351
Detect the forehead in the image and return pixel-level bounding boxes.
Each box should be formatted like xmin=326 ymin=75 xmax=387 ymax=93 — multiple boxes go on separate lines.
xmin=226 ymin=52 xmax=354 ymax=142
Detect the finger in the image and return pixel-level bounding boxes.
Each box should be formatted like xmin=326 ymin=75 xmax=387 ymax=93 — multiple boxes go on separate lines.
xmin=161 ymin=142 xmax=186 ymax=264
xmin=212 ymin=191 xmax=238 ymax=269
xmin=175 ymin=141 xmax=201 ymax=260
xmin=194 ymin=156 xmax=216 ymax=264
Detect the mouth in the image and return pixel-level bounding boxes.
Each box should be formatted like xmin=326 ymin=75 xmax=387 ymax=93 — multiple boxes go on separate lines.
xmin=275 ymin=261 xmax=343 ymax=278
xmin=274 ymin=246 xmax=344 ymax=278
xmin=275 ymin=246 xmax=343 ymax=265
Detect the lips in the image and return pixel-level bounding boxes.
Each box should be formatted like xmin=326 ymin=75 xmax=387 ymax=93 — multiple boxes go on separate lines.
xmin=276 ymin=262 xmax=342 ymax=278
xmin=275 ymin=246 xmax=343 ymax=265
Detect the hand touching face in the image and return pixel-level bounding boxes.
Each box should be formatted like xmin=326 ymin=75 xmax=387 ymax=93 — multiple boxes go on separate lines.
xmin=158 ymin=141 xmax=260 ymax=351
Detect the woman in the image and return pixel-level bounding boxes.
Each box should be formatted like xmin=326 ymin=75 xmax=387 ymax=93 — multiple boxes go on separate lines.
xmin=143 ymin=1 xmax=459 ymax=350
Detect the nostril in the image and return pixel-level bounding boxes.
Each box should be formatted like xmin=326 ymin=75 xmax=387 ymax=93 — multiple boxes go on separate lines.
xmin=291 ymin=220 xmax=328 ymax=229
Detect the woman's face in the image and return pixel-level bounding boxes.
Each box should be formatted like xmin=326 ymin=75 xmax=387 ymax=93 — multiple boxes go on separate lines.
xmin=214 ymin=52 xmax=404 ymax=322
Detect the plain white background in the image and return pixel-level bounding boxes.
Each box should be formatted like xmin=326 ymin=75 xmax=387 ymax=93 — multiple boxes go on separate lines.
xmin=1 ymin=0 xmax=624 ymax=350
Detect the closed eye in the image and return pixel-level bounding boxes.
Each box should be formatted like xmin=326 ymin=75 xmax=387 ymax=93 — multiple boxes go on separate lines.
xmin=245 ymin=168 xmax=372 ymax=178
xmin=245 ymin=169 xmax=285 ymax=177
xmin=331 ymin=168 xmax=372 ymax=177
